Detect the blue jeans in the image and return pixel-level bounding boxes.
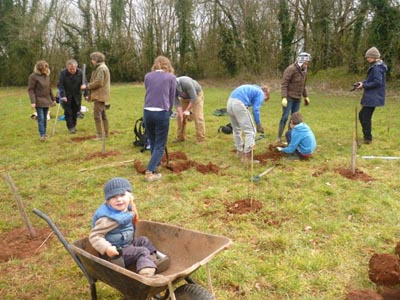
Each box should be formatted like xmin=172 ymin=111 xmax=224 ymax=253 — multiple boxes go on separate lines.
xmin=36 ymin=107 xmax=49 ymax=137
xmin=143 ymin=110 xmax=170 ymax=172
xmin=278 ymin=98 xmax=301 ymax=138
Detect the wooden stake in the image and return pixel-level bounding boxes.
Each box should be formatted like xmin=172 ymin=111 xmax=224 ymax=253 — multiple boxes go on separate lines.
xmin=79 ymin=159 xmax=136 ymax=172
xmin=4 ymin=173 xmax=37 ymax=238
xmin=350 ymin=105 xmax=358 ymax=174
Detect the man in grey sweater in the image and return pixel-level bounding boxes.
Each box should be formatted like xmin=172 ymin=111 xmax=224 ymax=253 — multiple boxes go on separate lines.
xmin=174 ymin=76 xmax=206 ymax=143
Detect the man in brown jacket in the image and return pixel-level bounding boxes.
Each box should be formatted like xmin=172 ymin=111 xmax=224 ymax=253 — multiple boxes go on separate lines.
xmin=276 ymin=52 xmax=311 ymax=142
xmin=82 ymin=52 xmax=110 ymax=139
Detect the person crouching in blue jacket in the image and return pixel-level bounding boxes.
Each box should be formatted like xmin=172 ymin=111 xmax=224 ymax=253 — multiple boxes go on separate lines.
xmin=276 ymin=112 xmax=316 ymax=160
xmin=354 ymin=47 xmax=387 ymax=144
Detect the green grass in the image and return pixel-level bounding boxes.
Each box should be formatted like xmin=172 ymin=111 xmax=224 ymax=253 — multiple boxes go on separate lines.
xmin=1 ymin=81 xmax=400 ymax=300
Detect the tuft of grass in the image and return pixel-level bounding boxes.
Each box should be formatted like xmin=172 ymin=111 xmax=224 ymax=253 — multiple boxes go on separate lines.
xmin=1 ymin=82 xmax=400 ymax=299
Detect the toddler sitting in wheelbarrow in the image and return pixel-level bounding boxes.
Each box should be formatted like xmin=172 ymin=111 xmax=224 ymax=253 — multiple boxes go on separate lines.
xmin=89 ymin=177 xmax=170 ymax=276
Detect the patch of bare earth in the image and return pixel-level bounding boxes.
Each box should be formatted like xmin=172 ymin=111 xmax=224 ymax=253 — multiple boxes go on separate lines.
xmin=133 ymin=151 xmax=222 ymax=174
xmin=225 ymin=199 xmax=262 ymax=214
xmin=0 ymin=227 xmax=52 ymax=262
xmin=347 ymin=242 xmax=400 ymax=299
xmin=334 ymin=167 xmax=374 ymax=182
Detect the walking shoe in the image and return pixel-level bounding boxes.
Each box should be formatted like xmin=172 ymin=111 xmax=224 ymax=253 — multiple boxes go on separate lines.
xmin=241 ymin=152 xmax=259 ymax=164
xmin=69 ymin=127 xmax=76 ymax=134
xmin=145 ymin=171 xmax=162 ymax=182
xmin=138 ymin=267 xmax=156 ymax=276
xmin=363 ymin=139 xmax=372 ymax=144
xmin=236 ymin=150 xmax=243 ymax=158
xmin=40 ymin=136 xmax=46 ymax=142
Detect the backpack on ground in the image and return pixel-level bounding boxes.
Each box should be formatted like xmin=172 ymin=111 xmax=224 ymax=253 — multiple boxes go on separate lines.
xmin=133 ymin=117 xmax=149 ymax=152
xmin=218 ymin=123 xmax=233 ymax=134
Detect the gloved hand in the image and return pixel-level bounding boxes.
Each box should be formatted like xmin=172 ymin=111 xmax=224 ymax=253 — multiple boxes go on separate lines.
xmin=105 ymin=102 xmax=110 ymax=110
xmin=276 ymin=147 xmax=283 ymax=152
xmin=281 ymin=97 xmax=287 ymax=107
xmin=304 ymin=97 xmax=310 ymax=106
xmin=256 ymin=124 xmax=264 ymax=133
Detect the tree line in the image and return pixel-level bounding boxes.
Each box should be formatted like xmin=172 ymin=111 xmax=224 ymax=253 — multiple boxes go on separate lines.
xmin=0 ymin=0 xmax=399 ymax=86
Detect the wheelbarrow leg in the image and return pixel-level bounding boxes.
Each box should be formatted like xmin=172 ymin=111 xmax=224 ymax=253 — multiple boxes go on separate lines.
xmin=32 ymin=208 xmax=98 ymax=300
xmin=168 ymin=282 xmax=176 ymax=300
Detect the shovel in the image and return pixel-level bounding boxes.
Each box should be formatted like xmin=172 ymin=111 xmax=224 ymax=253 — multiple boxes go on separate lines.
xmin=251 ymin=165 xmax=276 ymax=182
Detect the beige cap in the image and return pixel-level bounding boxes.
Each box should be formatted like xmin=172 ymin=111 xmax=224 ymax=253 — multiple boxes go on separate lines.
xmin=365 ymin=47 xmax=380 ymax=59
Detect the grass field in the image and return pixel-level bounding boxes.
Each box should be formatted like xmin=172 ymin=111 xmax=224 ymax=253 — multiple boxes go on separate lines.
xmin=1 ymin=80 xmax=400 ymax=300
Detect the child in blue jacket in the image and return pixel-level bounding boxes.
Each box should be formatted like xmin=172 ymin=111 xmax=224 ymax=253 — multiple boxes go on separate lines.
xmin=276 ymin=112 xmax=316 ymax=159
xmin=89 ymin=177 xmax=169 ymax=275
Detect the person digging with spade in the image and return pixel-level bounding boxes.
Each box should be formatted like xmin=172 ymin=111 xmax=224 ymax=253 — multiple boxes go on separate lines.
xmin=226 ymin=84 xmax=270 ymax=164
xmin=90 ymin=177 xmax=170 ymax=276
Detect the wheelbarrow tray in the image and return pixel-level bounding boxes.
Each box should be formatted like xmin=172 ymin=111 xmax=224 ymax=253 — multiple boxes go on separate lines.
xmin=70 ymin=220 xmax=232 ymax=299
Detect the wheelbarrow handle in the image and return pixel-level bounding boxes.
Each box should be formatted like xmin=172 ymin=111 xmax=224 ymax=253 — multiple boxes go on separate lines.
xmin=32 ymin=209 xmax=95 ymax=286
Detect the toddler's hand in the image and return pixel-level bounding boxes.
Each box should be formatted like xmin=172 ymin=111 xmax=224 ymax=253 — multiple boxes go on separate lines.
xmin=106 ymin=246 xmax=119 ymax=257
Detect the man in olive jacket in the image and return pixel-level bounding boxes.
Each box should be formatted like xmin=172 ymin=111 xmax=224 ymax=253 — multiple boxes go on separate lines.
xmin=276 ymin=52 xmax=311 ymax=142
xmin=82 ymin=52 xmax=110 ymax=139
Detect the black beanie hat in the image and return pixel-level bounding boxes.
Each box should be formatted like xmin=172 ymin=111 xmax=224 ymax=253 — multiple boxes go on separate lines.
xmin=103 ymin=177 xmax=132 ymax=200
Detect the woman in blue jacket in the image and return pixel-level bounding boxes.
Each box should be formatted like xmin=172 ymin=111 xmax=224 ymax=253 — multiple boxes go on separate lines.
xmin=356 ymin=47 xmax=387 ymax=144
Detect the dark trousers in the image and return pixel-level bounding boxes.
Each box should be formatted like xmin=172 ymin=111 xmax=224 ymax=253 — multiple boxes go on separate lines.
xmin=122 ymin=236 xmax=157 ymax=271
xmin=63 ymin=99 xmax=79 ymax=129
xmin=143 ymin=109 xmax=170 ymax=172
xmin=359 ymin=106 xmax=375 ymax=141
xmin=278 ymin=98 xmax=301 ymax=138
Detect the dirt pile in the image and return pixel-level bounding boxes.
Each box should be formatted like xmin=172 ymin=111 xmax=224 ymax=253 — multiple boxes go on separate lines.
xmin=346 ymin=243 xmax=400 ymax=300
xmin=133 ymin=151 xmax=222 ymax=174
xmin=0 ymin=227 xmax=52 ymax=262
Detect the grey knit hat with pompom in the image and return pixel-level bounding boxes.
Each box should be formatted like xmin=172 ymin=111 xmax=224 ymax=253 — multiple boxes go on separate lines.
xmin=103 ymin=177 xmax=132 ymax=200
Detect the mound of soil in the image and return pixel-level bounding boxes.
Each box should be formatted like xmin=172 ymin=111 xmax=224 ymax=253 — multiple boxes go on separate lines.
xmin=345 ymin=289 xmax=383 ymax=300
xmin=369 ymin=253 xmax=400 ymax=286
xmin=225 ymin=199 xmax=262 ymax=214
xmin=376 ymin=287 xmax=400 ymax=300
xmin=134 ymin=151 xmax=222 ymax=174
xmin=196 ymin=162 xmax=221 ymax=174
xmin=0 ymin=227 xmax=52 ymax=262
xmin=334 ymin=167 xmax=374 ymax=182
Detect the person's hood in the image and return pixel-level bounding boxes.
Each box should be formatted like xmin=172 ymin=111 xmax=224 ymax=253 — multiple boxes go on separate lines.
xmin=294 ymin=122 xmax=309 ymax=132
xmin=371 ymin=59 xmax=388 ymax=72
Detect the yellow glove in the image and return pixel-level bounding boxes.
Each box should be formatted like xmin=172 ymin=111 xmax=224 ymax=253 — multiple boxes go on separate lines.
xmin=304 ymin=97 xmax=310 ymax=106
xmin=281 ymin=97 xmax=287 ymax=107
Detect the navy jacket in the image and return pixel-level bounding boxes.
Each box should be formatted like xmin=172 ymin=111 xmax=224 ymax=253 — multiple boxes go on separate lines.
xmin=361 ymin=61 xmax=387 ymax=107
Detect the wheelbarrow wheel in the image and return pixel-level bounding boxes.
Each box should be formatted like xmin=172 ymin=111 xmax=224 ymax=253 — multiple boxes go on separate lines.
xmin=174 ymin=283 xmax=215 ymax=300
